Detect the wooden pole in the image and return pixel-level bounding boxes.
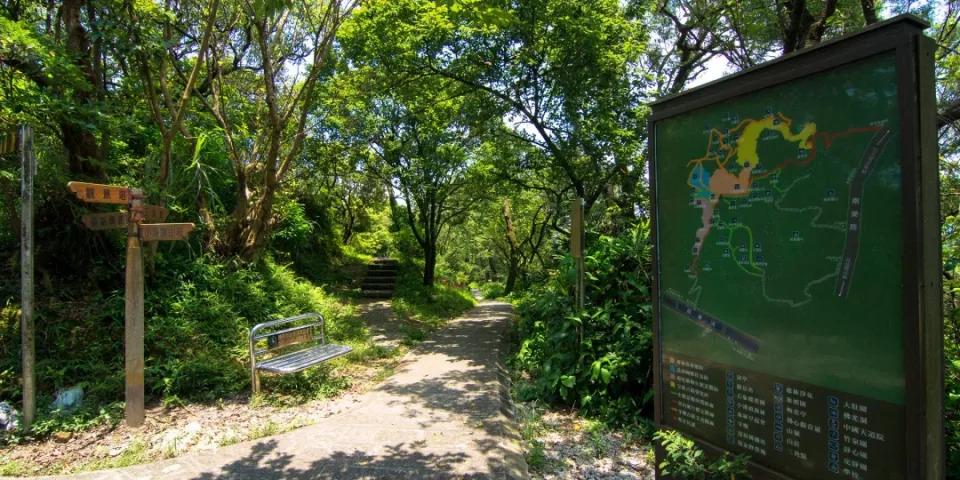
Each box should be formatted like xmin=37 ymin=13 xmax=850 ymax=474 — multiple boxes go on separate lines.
xmin=125 ymin=189 xmax=145 ymax=427
xmin=20 ymin=125 xmax=35 ymax=429
xmin=571 ymin=198 xmax=586 ymax=310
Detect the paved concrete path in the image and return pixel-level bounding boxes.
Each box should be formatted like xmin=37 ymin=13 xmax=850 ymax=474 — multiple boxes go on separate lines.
xmin=25 ymin=301 xmax=527 ymax=480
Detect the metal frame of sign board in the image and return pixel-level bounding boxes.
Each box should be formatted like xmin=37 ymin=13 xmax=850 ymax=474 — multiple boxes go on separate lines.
xmin=647 ymin=14 xmax=942 ymax=480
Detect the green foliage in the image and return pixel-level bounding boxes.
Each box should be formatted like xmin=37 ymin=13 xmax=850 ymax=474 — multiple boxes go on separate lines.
xmin=654 ymin=430 xmax=751 ymax=480
xmin=3 ymin=402 xmax=124 ymax=446
xmin=271 ymin=192 xmax=317 ymax=256
xmin=480 ymin=282 xmax=505 ymax=299
xmin=0 ymin=458 xmax=26 ymax=476
xmin=942 ymin=210 xmax=960 ymax=478
xmin=345 ymin=208 xmax=393 ymax=257
xmin=391 ymin=261 xmax=475 ymax=327
xmin=510 ymin=221 xmax=653 ymax=422
xmin=0 ymin=255 xmax=362 ymax=439
xmin=400 ymin=327 xmax=428 ymax=346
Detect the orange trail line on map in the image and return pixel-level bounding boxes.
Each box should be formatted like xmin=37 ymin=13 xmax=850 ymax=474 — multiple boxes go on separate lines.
xmin=749 ymin=126 xmax=883 ymax=181
xmin=687 ymin=125 xmax=882 ymax=277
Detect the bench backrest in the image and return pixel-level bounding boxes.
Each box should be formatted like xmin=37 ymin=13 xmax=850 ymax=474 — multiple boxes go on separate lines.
xmin=249 ymin=313 xmax=325 ymax=360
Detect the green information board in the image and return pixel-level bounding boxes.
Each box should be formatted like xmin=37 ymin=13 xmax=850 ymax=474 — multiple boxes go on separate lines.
xmin=649 ymin=16 xmax=943 ymax=480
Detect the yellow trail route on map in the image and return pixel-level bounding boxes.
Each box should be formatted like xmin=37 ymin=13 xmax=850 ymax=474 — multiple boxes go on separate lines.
xmin=735 ymin=114 xmax=817 ymax=168
xmin=684 ymin=112 xmax=819 ymax=276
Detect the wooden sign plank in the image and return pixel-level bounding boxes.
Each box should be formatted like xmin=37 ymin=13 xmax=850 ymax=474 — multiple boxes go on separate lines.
xmin=142 ymin=205 xmax=169 ymax=224
xmin=0 ymin=130 xmax=17 ymax=154
xmin=139 ymin=223 xmax=194 ymax=242
xmin=570 ymin=199 xmax=583 ymax=258
xmin=68 ymin=182 xmax=130 ymax=204
xmin=81 ymin=212 xmax=129 ymax=230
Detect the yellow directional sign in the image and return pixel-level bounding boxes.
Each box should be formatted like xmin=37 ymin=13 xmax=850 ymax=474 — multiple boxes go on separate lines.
xmin=139 ymin=223 xmax=194 ymax=242
xmin=81 ymin=212 xmax=128 ymax=230
xmin=0 ymin=131 xmax=16 ymax=154
xmin=68 ymin=182 xmax=130 ymax=204
xmin=142 ymin=205 xmax=170 ymax=224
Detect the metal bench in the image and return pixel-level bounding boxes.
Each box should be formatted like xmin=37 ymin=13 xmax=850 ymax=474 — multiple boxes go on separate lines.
xmin=249 ymin=313 xmax=352 ymax=394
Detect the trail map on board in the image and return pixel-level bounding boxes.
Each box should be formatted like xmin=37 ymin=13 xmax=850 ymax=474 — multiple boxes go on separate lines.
xmin=654 ymin=52 xmax=907 ymax=479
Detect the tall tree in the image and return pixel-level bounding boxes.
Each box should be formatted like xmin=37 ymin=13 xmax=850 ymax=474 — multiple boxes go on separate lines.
xmin=1 ymin=0 xmax=131 ymax=176
xmin=128 ymin=0 xmax=219 ymax=192
xmin=343 ymin=0 xmax=646 ymax=217
xmin=195 ymin=0 xmax=358 ymax=260
xmin=365 ymin=88 xmax=489 ymax=286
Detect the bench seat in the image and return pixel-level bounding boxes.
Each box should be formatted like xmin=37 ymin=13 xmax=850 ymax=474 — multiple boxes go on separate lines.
xmin=256 ymin=343 xmax=353 ymax=375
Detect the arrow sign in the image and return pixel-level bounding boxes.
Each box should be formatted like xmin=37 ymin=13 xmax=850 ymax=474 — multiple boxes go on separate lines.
xmin=78 ymin=205 xmax=169 ymax=231
xmin=142 ymin=205 xmax=170 ymax=224
xmin=139 ymin=223 xmax=194 ymax=242
xmin=68 ymin=182 xmax=130 ymax=204
xmin=81 ymin=212 xmax=129 ymax=230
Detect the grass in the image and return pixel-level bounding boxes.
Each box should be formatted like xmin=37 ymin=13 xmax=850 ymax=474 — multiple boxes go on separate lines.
xmin=400 ymin=327 xmax=428 ymax=346
xmin=516 ymin=401 xmax=553 ymax=469
xmin=218 ymin=432 xmax=241 ymax=447
xmin=391 ymin=262 xmax=475 ymax=329
xmin=0 ymin=459 xmax=27 ymax=476
xmin=249 ymin=420 xmax=281 ymax=440
xmin=89 ymin=440 xmax=150 ymax=470
xmin=527 ymin=439 xmax=547 ymax=468
xmin=372 ymin=365 xmax=396 ymax=383
xmin=583 ymin=419 xmax=611 ymax=458
xmin=248 ymin=419 xmax=302 ymax=442
xmin=0 ymin=251 xmax=425 ymax=475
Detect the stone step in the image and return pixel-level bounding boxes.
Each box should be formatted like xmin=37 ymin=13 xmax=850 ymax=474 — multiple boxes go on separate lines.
xmin=366 ymin=269 xmax=398 ymax=277
xmin=366 ymin=271 xmax=398 ymax=279
xmin=362 ymin=290 xmax=395 ymax=299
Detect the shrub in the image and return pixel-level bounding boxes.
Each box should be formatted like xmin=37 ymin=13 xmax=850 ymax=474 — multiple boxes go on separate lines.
xmin=480 ymin=282 xmax=505 ymax=299
xmin=510 ymin=220 xmax=654 ymax=423
xmin=391 ymin=261 xmax=475 ymax=328
xmin=654 ymin=430 xmax=750 ymax=479
xmin=0 ymin=255 xmax=359 ymax=423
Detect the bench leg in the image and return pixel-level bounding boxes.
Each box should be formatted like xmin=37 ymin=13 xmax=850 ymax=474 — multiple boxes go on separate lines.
xmin=251 ymin=367 xmax=260 ymax=395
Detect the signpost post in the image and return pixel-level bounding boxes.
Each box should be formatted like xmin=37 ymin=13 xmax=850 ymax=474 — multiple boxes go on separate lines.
xmin=570 ymin=198 xmax=585 ymax=310
xmin=125 ymin=189 xmax=144 ymax=427
xmin=648 ymin=16 xmax=942 ymax=479
xmin=68 ymin=182 xmax=193 ymax=427
xmin=19 ymin=126 xmax=36 ymax=429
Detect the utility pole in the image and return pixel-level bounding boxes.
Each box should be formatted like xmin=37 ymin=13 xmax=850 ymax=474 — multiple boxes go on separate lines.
xmin=20 ymin=125 xmax=36 ymax=428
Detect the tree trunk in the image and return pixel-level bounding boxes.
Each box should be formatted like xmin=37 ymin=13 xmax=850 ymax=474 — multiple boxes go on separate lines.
xmin=342 ymin=208 xmax=356 ymax=244
xmin=62 ymin=0 xmax=105 ymax=176
xmin=505 ymin=255 xmax=520 ymax=295
xmin=502 ymin=197 xmax=523 ymax=293
xmin=237 ymin=190 xmax=276 ymax=262
xmin=423 ymin=244 xmax=437 ymax=287
xmin=860 ymin=0 xmax=878 ymax=25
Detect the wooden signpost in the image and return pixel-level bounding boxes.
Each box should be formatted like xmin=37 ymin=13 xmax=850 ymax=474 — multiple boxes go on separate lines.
xmin=80 ymin=205 xmax=169 ymax=230
xmin=570 ymin=198 xmax=585 ymax=310
xmin=68 ymin=181 xmax=193 ymax=427
xmin=140 ymin=223 xmax=194 ymax=242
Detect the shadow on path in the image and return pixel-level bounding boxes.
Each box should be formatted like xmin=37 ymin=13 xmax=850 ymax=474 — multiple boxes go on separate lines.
xmin=20 ymin=301 xmax=527 ymax=480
